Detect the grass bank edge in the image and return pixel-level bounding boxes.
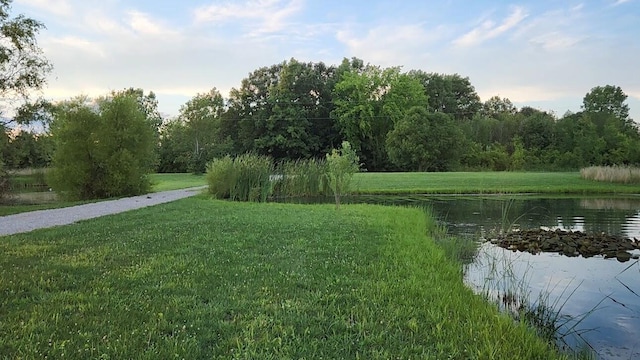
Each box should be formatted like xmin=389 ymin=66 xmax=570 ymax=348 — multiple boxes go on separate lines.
xmin=351 ymin=172 xmax=640 ymax=195
xmin=0 ymin=198 xmax=565 ymax=358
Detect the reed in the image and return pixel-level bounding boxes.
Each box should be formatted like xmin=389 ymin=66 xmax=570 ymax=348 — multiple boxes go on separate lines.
xmin=580 ymin=165 xmax=640 ymax=184
xmin=272 ymin=158 xmax=330 ymax=198
xmin=206 ymin=154 xmax=273 ymax=202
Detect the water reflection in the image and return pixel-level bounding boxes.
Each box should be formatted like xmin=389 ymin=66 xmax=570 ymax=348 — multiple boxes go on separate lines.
xmin=428 ymin=196 xmax=640 ymax=359
xmin=347 ymin=195 xmax=640 ymax=359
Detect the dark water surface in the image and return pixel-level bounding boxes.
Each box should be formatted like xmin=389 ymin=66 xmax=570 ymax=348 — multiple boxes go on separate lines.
xmin=346 ymin=195 xmax=640 ymax=359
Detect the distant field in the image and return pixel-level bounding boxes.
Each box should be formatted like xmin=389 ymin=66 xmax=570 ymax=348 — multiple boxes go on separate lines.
xmin=352 ymin=172 xmax=640 ymax=195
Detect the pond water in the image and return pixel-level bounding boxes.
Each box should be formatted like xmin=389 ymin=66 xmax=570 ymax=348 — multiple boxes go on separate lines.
xmin=344 ymin=195 xmax=640 ymax=359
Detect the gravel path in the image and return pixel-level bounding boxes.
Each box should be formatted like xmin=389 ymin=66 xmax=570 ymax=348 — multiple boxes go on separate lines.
xmin=0 ymin=186 xmax=207 ymax=237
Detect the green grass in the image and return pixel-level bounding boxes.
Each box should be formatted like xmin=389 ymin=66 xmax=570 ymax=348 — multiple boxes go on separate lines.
xmin=148 ymin=173 xmax=207 ymax=192
xmin=0 ymin=197 xmax=565 ymax=359
xmin=352 ymin=171 xmax=640 ymax=195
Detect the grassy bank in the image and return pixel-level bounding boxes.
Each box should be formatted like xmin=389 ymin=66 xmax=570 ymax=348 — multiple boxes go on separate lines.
xmin=352 ymin=172 xmax=640 ymax=195
xmin=0 ymin=197 xmax=564 ymax=359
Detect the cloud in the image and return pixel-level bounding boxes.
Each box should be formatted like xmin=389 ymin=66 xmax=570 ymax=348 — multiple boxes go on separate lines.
xmin=193 ymin=0 xmax=303 ymax=35
xmin=14 ymin=0 xmax=73 ymax=17
xmin=336 ymin=23 xmax=446 ymax=68
xmin=126 ymin=10 xmax=179 ymax=37
xmin=453 ymin=6 xmax=528 ymax=47
xmin=613 ymin=0 xmax=632 ymax=5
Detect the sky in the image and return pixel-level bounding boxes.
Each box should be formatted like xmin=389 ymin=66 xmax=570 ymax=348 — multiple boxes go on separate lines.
xmin=11 ymin=0 xmax=640 ymax=121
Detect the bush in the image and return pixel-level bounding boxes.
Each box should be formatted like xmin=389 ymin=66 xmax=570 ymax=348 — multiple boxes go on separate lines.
xmin=326 ymin=141 xmax=359 ymax=209
xmin=48 ymin=94 xmax=156 ymax=200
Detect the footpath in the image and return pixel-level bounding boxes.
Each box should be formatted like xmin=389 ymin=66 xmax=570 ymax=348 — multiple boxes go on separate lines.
xmin=0 ymin=187 xmax=206 ymax=236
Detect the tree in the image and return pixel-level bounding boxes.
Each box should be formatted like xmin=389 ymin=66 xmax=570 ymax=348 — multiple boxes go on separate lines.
xmin=386 ymin=106 xmax=462 ymax=171
xmin=331 ymin=65 xmax=427 ymax=170
xmin=481 ymin=96 xmax=517 ymax=118
xmin=408 ymin=71 xmax=481 ymax=121
xmin=582 ymin=85 xmax=630 ymax=121
xmin=49 ymin=93 xmax=156 ymax=200
xmin=0 ymin=0 xmax=52 ymax=122
xmin=178 ymin=88 xmax=229 ymax=173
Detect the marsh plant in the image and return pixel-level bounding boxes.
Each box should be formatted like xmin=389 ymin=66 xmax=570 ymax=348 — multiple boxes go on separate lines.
xmin=325 ymin=141 xmax=359 ymax=209
xmin=206 ymin=153 xmax=273 ymax=202
xmin=472 ymin=246 xmax=599 ymax=358
xmin=272 ymin=158 xmax=331 ymax=198
xmin=580 ymin=165 xmax=640 ymax=184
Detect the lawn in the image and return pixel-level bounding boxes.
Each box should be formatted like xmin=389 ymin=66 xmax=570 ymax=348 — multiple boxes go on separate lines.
xmin=0 ymin=197 xmax=565 ymax=359
xmin=352 ymin=171 xmax=640 ymax=195
xmin=148 ymin=173 xmax=207 ymax=191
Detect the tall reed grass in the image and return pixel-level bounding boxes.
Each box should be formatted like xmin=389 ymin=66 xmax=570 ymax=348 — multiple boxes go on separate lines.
xmin=272 ymin=158 xmax=331 ymax=198
xmin=580 ymin=165 xmax=640 ymax=184
xmin=206 ymin=154 xmax=273 ymax=202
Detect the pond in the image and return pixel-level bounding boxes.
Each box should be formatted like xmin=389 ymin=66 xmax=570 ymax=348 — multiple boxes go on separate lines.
xmin=345 ymin=195 xmax=640 ymax=359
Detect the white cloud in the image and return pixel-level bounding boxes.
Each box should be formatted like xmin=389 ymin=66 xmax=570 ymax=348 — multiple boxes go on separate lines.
xmin=336 ymin=23 xmax=446 ymax=68
xmin=14 ymin=0 xmax=73 ymax=17
xmin=453 ymin=6 xmax=528 ymax=47
xmin=193 ymin=0 xmax=303 ymax=35
xmin=613 ymin=0 xmax=632 ymax=6
xmin=126 ymin=10 xmax=179 ymax=37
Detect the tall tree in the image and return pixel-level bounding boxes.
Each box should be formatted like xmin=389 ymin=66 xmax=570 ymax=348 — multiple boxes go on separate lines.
xmin=332 ymin=65 xmax=427 ymax=170
xmin=582 ymin=85 xmax=630 ymax=121
xmin=481 ymin=96 xmax=517 ymax=118
xmin=0 ymin=0 xmax=52 ymax=122
xmin=179 ymin=88 xmax=228 ymax=173
xmin=386 ymin=106 xmax=462 ymax=171
xmin=408 ymin=71 xmax=481 ymax=121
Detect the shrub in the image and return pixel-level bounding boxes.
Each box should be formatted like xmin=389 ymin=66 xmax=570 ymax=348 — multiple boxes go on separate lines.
xmin=326 ymin=141 xmax=359 ymax=209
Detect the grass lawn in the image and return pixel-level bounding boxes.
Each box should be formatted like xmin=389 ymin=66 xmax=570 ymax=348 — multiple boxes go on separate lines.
xmin=148 ymin=173 xmax=207 ymax=192
xmin=352 ymin=171 xmax=640 ymax=195
xmin=0 ymin=196 xmax=564 ymax=359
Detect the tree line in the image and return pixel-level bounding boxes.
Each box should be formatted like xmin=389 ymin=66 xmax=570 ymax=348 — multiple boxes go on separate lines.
xmin=1 ymin=0 xmax=639 ymax=201
xmin=4 ymin=57 xmax=639 ymax=176
xmin=156 ymin=58 xmax=639 ymax=173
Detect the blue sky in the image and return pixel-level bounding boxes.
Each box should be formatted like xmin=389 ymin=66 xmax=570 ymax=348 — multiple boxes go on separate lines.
xmin=12 ymin=0 xmax=640 ymax=121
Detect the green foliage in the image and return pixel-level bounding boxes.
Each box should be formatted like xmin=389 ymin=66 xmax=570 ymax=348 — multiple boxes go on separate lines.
xmin=408 ymin=71 xmax=481 ymax=121
xmin=205 ymin=156 xmax=235 ymax=199
xmin=332 ymin=65 xmax=427 ymax=171
xmin=582 ymin=85 xmax=630 ymax=121
xmin=386 ymin=107 xmax=462 ymax=171
xmin=49 ymin=94 xmax=156 ymax=200
xmin=0 ymin=0 xmax=52 ymax=119
xmin=272 ymin=158 xmax=330 ymax=198
xmin=325 ymin=141 xmax=359 ymax=208
xmin=206 ymin=153 xmax=273 ymax=202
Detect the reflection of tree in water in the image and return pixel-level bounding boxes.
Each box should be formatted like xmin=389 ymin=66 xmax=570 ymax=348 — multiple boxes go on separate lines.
xmin=420 ymin=197 xmax=640 ymax=238
xmin=340 ymin=195 xmax=640 ymax=238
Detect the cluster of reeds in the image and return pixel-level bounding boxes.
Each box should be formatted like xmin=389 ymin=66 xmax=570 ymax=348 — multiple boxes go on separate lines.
xmin=580 ymin=165 xmax=640 ymax=184
xmin=272 ymin=158 xmax=331 ymax=198
xmin=206 ymin=154 xmax=273 ymax=202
